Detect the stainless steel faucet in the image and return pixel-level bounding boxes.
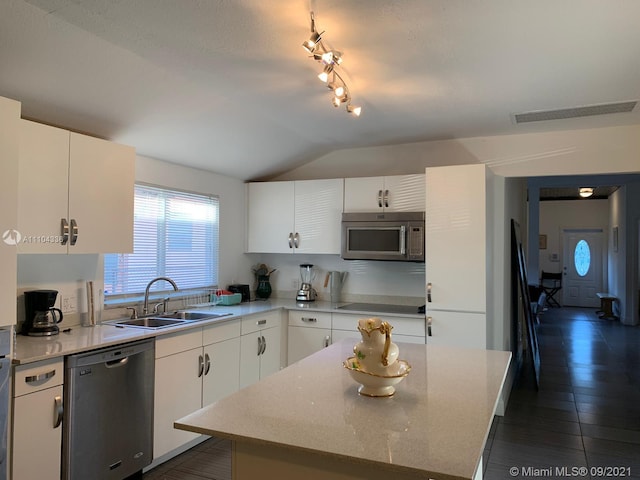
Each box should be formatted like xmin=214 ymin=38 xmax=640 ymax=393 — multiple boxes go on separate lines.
xmin=143 ymin=277 xmax=179 ymax=315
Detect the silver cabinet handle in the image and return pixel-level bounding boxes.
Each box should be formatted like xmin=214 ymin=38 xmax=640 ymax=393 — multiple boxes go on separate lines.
xmin=25 ymin=369 xmax=56 ymax=383
xmin=70 ymin=218 xmax=78 ymax=246
xmin=384 ymin=189 xmax=389 ymax=208
xmin=324 ymin=335 xmax=330 ymax=348
xmin=204 ymin=353 xmax=211 ymax=376
xmin=427 ymin=316 xmax=433 ymax=337
xmin=427 ymin=282 xmax=432 ymax=303
xmin=377 ymin=190 xmax=383 ymax=208
xmin=257 ymin=336 xmax=263 ymax=356
xmin=294 ymin=232 xmax=300 ymax=248
xmin=261 ymin=335 xmax=266 ymax=355
xmin=288 ymin=232 xmax=294 ymax=249
xmin=54 ymin=395 xmax=63 ymax=429
xmin=257 ymin=319 xmax=267 ymax=325
xmin=302 ymin=317 xmax=317 ymax=323
xmin=399 ymin=225 xmax=406 ymax=255
xmin=60 ymin=218 xmax=69 ymax=245
xmin=197 ymin=354 xmax=204 ymax=377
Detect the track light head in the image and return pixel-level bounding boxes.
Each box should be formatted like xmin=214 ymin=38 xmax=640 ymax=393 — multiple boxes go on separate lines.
xmin=347 ymin=104 xmax=362 ymax=117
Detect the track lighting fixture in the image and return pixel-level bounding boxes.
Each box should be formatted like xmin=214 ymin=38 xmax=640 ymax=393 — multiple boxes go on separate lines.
xmin=302 ymin=11 xmax=361 ymax=116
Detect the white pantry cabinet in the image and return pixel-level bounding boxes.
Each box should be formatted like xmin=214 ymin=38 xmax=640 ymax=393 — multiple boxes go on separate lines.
xmin=154 ymin=320 xmax=241 ymax=459
xmin=239 ymin=311 xmax=282 ymax=388
xmin=17 ymin=119 xmax=135 ymax=254
xmin=0 ymin=96 xmax=19 ymax=327
xmin=287 ymin=311 xmax=331 ymax=365
xmin=344 ymin=175 xmax=425 ymax=213
xmin=12 ymin=358 xmax=64 ymax=480
xmin=247 ymin=179 xmax=344 ymax=254
xmin=425 ymin=164 xmax=488 ymax=348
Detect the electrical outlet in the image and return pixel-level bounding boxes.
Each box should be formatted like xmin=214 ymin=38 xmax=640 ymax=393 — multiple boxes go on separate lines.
xmin=291 ymin=279 xmax=298 ymax=289
xmin=62 ymin=295 xmax=77 ymax=314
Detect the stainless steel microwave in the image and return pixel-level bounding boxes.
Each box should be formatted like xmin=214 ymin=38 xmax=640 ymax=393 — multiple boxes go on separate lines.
xmin=341 ymin=212 xmax=425 ymax=262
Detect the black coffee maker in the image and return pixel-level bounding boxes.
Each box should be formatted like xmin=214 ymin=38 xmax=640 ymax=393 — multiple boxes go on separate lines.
xmin=23 ymin=290 xmax=64 ymax=336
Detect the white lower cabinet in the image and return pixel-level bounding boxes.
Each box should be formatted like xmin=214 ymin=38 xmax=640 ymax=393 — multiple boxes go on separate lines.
xmin=239 ymin=311 xmax=282 ymax=389
xmin=287 ymin=311 xmax=332 ymax=365
xmin=286 ymin=311 xmax=426 ymax=365
xmin=154 ymin=320 xmax=241 ymax=459
xmin=12 ymin=358 xmax=64 ymax=480
xmin=425 ymin=311 xmax=487 ymax=349
xmin=332 ymin=313 xmax=426 ymax=345
xmin=202 ymin=322 xmax=241 ymax=406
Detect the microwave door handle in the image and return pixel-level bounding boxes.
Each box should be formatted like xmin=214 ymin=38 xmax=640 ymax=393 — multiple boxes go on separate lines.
xmin=399 ymin=225 xmax=406 ymax=255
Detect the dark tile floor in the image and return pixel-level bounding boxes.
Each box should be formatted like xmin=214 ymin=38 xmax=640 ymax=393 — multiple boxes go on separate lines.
xmin=485 ymin=307 xmax=640 ymax=479
xmin=143 ymin=307 xmax=640 ymax=480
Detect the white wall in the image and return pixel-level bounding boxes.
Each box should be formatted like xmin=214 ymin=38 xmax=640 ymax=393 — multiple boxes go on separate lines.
xmin=539 ymin=199 xmax=610 ymax=278
xmin=274 ymin=125 xmax=640 ymax=181
xmin=608 ymin=188 xmax=626 ymax=321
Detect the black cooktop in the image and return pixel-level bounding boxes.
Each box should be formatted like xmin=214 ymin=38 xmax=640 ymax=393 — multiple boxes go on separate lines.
xmin=337 ymin=303 xmax=424 ymax=315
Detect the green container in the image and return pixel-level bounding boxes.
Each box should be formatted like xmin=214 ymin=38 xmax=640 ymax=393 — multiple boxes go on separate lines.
xmin=218 ymin=293 xmax=242 ymax=305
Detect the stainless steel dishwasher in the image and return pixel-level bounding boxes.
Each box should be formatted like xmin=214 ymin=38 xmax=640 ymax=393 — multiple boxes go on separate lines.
xmin=63 ymin=338 xmax=155 ymax=480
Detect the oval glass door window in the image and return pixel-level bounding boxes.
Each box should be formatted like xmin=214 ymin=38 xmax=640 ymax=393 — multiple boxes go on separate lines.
xmin=574 ymin=239 xmax=591 ymax=276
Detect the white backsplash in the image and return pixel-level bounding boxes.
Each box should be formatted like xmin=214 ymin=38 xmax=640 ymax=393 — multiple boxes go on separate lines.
xmin=246 ymin=253 xmax=426 ymax=306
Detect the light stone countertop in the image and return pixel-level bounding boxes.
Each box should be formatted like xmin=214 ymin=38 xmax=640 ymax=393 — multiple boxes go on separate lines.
xmin=12 ymin=299 xmax=423 ymax=364
xmin=175 ymin=340 xmax=511 ymax=480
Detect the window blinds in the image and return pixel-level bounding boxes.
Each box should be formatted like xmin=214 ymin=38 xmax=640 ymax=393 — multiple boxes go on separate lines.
xmin=104 ymin=184 xmax=219 ymax=297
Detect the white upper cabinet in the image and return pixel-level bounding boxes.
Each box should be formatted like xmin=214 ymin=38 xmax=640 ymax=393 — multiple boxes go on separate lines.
xmin=344 ymin=174 xmax=425 ymax=212
xmin=0 ymin=96 xmax=20 ymax=326
xmin=247 ymin=178 xmax=344 ymax=254
xmin=18 ymin=120 xmax=135 ymax=254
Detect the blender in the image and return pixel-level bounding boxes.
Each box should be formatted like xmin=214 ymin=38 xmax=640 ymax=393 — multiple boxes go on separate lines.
xmin=296 ymin=264 xmax=317 ymax=302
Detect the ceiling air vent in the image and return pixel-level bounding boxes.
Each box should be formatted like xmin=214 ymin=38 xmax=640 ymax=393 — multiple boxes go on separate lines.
xmin=514 ymin=101 xmax=637 ymax=124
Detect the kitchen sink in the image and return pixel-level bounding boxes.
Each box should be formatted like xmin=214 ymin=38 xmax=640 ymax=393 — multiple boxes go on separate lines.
xmin=105 ymin=311 xmax=233 ymax=330
xmin=107 ymin=318 xmax=190 ymax=329
xmin=158 ymin=311 xmax=231 ymax=321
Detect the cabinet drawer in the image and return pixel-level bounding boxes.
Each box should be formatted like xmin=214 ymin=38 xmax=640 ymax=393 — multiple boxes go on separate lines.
xmin=288 ymin=311 xmax=331 ymax=329
xmin=156 ymin=328 xmax=202 ymax=359
xmin=13 ymin=358 xmax=64 ymax=396
xmin=332 ymin=313 xmax=425 ymax=337
xmin=203 ymin=319 xmax=241 ymax=346
xmin=241 ymin=310 xmax=281 ymax=335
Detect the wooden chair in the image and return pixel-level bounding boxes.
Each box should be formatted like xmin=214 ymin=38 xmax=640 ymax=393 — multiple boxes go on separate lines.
xmin=540 ymin=271 xmax=562 ymax=307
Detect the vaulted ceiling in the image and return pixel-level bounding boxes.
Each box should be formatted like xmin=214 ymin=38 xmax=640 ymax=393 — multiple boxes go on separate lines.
xmin=1 ymin=0 xmax=639 ymax=181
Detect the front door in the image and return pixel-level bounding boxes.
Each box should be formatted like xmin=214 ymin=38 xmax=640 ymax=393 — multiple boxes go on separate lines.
xmin=562 ymin=229 xmax=604 ymax=307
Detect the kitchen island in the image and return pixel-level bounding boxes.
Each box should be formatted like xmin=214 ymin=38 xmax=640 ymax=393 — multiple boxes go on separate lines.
xmin=175 ymin=340 xmax=511 ymax=480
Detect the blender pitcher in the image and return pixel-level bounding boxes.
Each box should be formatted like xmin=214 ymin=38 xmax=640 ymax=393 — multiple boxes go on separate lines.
xmin=296 ymin=264 xmax=317 ymax=302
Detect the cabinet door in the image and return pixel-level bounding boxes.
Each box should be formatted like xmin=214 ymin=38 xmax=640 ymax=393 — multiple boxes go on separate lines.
xmin=247 ymin=182 xmax=295 ymax=253
xmin=425 ymin=165 xmax=486 ymax=312
xmin=343 ymin=177 xmax=383 ymax=212
xmin=68 ymin=133 xmax=135 ymax=254
xmin=154 ymin=348 xmax=202 ymax=459
xmin=293 ymin=179 xmax=344 ymax=254
xmin=259 ymin=326 xmax=281 ymax=379
xmin=384 ymin=174 xmax=425 ymax=212
xmin=426 ymin=311 xmax=486 ymax=349
xmin=12 ymin=385 xmax=63 ymax=480
xmin=202 ymin=337 xmax=241 ymax=406
xmin=0 ymin=97 xmax=19 ymax=325
xmin=17 ymin=120 xmax=69 ymax=254
xmin=239 ymin=332 xmax=262 ymax=389
xmin=287 ymin=326 xmax=331 ymax=365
